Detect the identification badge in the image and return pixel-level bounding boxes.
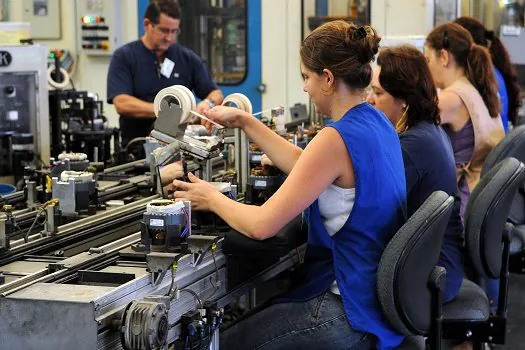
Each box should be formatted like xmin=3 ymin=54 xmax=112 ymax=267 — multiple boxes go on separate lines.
xmin=160 ymin=58 xmax=175 ymax=78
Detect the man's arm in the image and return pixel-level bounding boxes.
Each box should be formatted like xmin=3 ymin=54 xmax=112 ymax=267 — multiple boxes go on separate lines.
xmin=195 ymin=89 xmax=224 ymax=114
xmin=113 ymin=94 xmax=155 ymax=118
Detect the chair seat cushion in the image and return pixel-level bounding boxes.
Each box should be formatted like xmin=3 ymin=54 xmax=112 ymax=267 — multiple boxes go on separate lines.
xmin=443 ymin=279 xmax=490 ymax=321
xmin=396 ymin=335 xmax=425 ymax=349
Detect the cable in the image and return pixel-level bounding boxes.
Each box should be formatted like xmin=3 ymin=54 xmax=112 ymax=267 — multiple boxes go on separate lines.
xmin=23 ymin=199 xmax=57 ymax=242
xmin=180 ymin=288 xmax=203 ymax=309
xmin=181 ymin=207 xmax=190 ymax=237
xmin=24 ymin=207 xmax=45 ymax=243
xmin=194 ymin=236 xmax=221 ymax=266
xmin=123 ymin=137 xmax=147 ymax=152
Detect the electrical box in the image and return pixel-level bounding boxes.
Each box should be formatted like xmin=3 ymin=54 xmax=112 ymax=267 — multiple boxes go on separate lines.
xmin=22 ymin=0 xmax=61 ymax=39
xmin=75 ymin=0 xmax=123 ymax=56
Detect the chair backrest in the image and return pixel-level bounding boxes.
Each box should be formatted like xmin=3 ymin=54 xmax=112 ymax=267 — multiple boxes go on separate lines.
xmin=377 ymin=191 xmax=454 ymax=336
xmin=465 ymin=157 xmax=525 ymax=279
xmin=482 ymin=125 xmax=525 ymax=225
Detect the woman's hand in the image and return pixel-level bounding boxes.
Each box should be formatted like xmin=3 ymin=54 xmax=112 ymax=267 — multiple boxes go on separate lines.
xmin=172 ymin=173 xmax=221 ymax=211
xmin=203 ymin=106 xmax=248 ymax=131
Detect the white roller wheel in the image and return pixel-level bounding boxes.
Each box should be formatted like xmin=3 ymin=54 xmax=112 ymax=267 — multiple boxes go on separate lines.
xmin=47 ymin=66 xmax=71 ymax=89
xmin=222 ymin=93 xmax=252 ymax=114
xmin=60 ymin=171 xmax=93 ymax=182
xmin=57 ymin=152 xmax=88 ymax=161
xmin=153 ymin=85 xmax=196 ymax=124
xmin=146 ymin=199 xmax=185 ymax=215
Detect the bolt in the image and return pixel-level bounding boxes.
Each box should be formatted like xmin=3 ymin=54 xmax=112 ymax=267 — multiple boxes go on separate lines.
xmin=489 ymin=336 xmax=493 ymax=341
xmin=490 ymin=322 xmax=494 ymax=327
xmin=466 ymin=330 xmax=472 ymax=338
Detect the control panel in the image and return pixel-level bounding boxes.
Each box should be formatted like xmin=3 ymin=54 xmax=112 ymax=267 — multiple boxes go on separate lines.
xmin=48 ymin=49 xmax=73 ymax=71
xmin=0 ymin=73 xmax=36 ymax=134
xmin=75 ymin=0 xmax=123 ymax=56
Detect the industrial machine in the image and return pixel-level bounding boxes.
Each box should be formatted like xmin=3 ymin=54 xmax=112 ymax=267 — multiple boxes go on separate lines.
xmin=0 ymin=154 xmax=154 ymax=258
xmin=0 ymin=87 xmax=307 ymax=350
xmin=0 ymin=198 xmax=305 ymax=350
xmin=48 ymin=89 xmax=120 ymax=164
xmin=0 ymin=44 xmax=50 ymax=185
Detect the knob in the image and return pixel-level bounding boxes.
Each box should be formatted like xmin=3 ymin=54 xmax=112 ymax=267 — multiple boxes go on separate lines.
xmin=4 ymin=86 xmax=15 ymax=95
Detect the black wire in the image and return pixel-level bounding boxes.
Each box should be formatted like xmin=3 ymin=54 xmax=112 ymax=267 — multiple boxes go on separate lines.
xmin=167 ymin=266 xmax=176 ymax=298
xmin=24 ymin=209 xmax=43 ymax=242
xmin=194 ymin=236 xmax=221 ymax=266
xmin=23 ymin=205 xmax=48 ymax=242
xmin=33 ymin=154 xmax=46 ymax=168
xmin=180 ymin=288 xmax=203 ymax=309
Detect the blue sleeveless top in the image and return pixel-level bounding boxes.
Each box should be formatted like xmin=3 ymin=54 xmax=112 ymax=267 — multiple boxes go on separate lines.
xmin=279 ymin=103 xmax=407 ymax=349
xmin=494 ymin=67 xmax=509 ymax=133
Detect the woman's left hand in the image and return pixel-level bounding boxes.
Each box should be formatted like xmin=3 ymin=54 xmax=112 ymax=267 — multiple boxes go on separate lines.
xmin=172 ymin=173 xmax=220 ymax=211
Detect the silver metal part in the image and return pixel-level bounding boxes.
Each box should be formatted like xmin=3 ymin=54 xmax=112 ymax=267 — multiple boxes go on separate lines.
xmin=0 ymin=235 xmax=228 ymax=350
xmin=52 ymin=172 xmax=96 ymax=215
xmin=147 ymin=252 xmax=179 ymax=286
xmin=150 ymin=99 xmax=223 ymax=185
xmin=26 ymin=180 xmax=39 ymax=208
xmin=44 ymin=201 xmax=59 ymax=235
xmin=120 ymin=301 xmax=169 ymax=350
xmin=0 ymin=220 xmax=6 ymax=250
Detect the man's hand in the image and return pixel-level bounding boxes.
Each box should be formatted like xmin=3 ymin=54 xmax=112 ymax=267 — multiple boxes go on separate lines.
xmin=159 ymin=161 xmax=184 ymax=186
xmin=195 ymin=99 xmax=213 ymax=114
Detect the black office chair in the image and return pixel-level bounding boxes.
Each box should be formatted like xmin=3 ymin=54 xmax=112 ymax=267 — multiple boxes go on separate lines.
xmin=481 ymin=125 xmax=525 ymax=272
xmin=377 ymin=191 xmax=455 ymax=350
xmin=442 ymin=157 xmax=525 ymax=348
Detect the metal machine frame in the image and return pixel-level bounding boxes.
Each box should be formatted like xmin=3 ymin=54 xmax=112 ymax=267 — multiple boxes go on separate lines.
xmin=0 ymin=44 xmax=50 ymax=166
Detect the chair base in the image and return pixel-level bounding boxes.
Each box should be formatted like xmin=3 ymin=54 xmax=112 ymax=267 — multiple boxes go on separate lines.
xmin=509 ymin=250 xmax=525 ymax=274
xmin=442 ymin=315 xmax=506 ymax=345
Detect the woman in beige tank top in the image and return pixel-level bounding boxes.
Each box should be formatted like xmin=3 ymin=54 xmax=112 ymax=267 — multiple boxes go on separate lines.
xmin=424 ymin=22 xmax=504 ymax=217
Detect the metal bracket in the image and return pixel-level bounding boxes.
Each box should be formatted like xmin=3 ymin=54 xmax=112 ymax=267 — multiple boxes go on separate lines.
xmin=144 ymin=295 xmax=172 ymax=310
xmin=442 ymin=316 xmax=506 ymax=344
xmin=146 ymin=252 xmax=181 ymax=286
xmin=0 ymin=220 xmax=7 ymax=251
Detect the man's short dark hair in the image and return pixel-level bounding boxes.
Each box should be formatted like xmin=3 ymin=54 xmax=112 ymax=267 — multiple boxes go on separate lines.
xmin=145 ymin=0 xmax=181 ymax=23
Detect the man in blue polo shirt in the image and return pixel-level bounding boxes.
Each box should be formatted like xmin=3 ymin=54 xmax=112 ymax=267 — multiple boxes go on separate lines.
xmin=107 ymin=0 xmax=223 ymax=147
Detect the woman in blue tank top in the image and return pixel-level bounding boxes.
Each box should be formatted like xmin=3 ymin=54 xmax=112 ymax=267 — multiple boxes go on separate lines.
xmin=173 ymin=20 xmax=407 ymax=349
xmin=367 ymin=45 xmax=464 ymax=303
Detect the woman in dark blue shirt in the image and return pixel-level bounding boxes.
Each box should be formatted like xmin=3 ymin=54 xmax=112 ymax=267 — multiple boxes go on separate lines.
xmin=368 ymin=45 xmax=464 ymax=302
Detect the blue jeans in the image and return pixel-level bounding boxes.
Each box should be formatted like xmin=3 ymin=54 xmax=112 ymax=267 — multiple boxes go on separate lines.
xmin=219 ymin=291 xmax=374 ymax=349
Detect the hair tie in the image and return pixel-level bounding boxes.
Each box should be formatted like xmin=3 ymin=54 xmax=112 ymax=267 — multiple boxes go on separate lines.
xmin=485 ymin=30 xmax=494 ymax=40
xmin=354 ymin=27 xmax=367 ymax=40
